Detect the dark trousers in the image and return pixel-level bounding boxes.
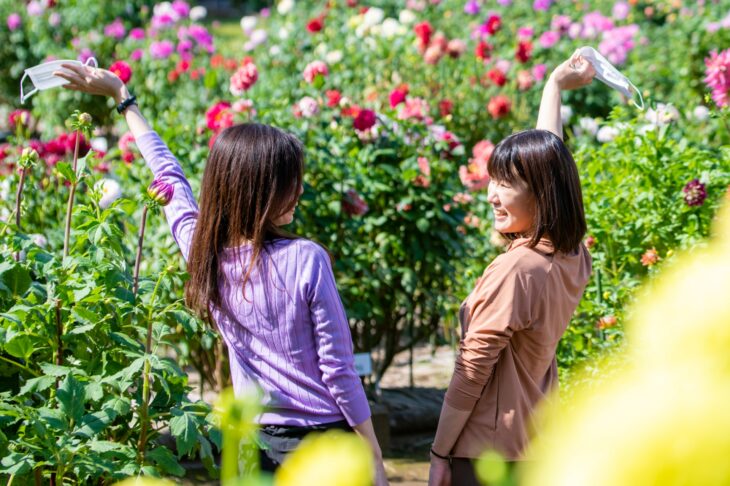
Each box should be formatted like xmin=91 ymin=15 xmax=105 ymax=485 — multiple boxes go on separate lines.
xmin=451 ymin=458 xmax=519 ymax=486
xmin=258 ymin=419 xmax=352 ymax=472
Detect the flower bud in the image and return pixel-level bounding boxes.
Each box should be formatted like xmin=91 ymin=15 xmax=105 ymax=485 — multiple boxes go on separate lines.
xmin=146 ymin=178 xmax=174 ymax=206
xmin=20 ymin=147 xmax=39 ymax=168
xmin=79 ymin=113 xmax=92 ymax=124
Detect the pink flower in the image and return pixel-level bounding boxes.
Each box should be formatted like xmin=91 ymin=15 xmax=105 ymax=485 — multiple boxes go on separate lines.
xmin=232 ymin=99 xmax=256 ymax=115
xmin=487 ymin=95 xmax=511 ymax=119
xmin=424 ymin=44 xmax=444 ymax=64
xmin=389 ymin=86 xmax=408 ymax=108
xmin=517 ymin=70 xmax=534 ymax=91
xmin=539 ymin=31 xmax=560 ymax=48
xmin=172 ymin=0 xmax=191 ymax=18
xmin=353 ymin=109 xmax=377 ymax=132
xmin=8 ymin=110 xmax=31 ymax=129
xmin=147 ymin=178 xmax=175 ymax=206
xmin=7 ymin=13 xmax=21 ymax=31
xmin=517 ymin=27 xmax=534 ymax=40
xmin=417 ymin=156 xmax=431 ymax=177
xmin=459 ymin=140 xmax=493 ymax=191
xmin=398 ymin=97 xmax=429 ymax=121
xmin=598 ymin=24 xmax=639 ymax=65
xmin=118 ymin=132 xmax=136 ymax=152
xmin=683 ymin=179 xmax=707 ymax=207
xmin=414 ymin=21 xmax=433 ymax=50
xmin=109 ymin=61 xmax=132 ymax=84
xmin=342 ymin=189 xmax=368 ymax=216
xmin=302 ymin=60 xmax=328 ymax=84
xmin=464 ymin=0 xmax=480 ymax=15
xmin=26 ymin=1 xmax=43 ymax=16
xmin=294 ymin=97 xmax=319 ymax=118
xmin=150 ymin=40 xmax=174 ymax=59
xmin=230 ymin=59 xmax=258 ymax=95
xmin=130 ymin=49 xmax=144 ymax=61
xmin=532 ymin=63 xmax=548 ymax=81
xmin=551 ymin=15 xmax=572 ymax=33
xmin=104 ymin=18 xmax=126 ymax=40
xmin=205 ymin=101 xmax=234 ymax=131
xmin=705 ymin=49 xmax=730 ymax=107
xmin=533 ymin=0 xmax=552 ymax=11
xmin=612 ymin=2 xmax=630 ymax=20
xmin=641 ymin=248 xmax=659 ymax=267
xmin=447 ymin=39 xmax=467 ymax=58
xmin=129 ymin=27 xmax=146 ymax=40
xmin=78 ymin=48 xmax=96 ymax=64
xmin=453 ymin=192 xmax=474 ymax=204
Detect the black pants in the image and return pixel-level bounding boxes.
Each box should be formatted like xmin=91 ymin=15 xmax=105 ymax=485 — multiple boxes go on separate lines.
xmin=258 ymin=419 xmax=353 ymax=472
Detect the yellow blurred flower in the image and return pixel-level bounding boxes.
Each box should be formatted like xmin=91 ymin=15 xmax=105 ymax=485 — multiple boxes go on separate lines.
xmin=274 ymin=430 xmax=373 ymax=486
xmin=114 ymin=479 xmax=175 ymax=486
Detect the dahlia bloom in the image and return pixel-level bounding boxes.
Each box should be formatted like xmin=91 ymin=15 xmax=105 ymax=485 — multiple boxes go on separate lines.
xmin=447 ymin=39 xmax=466 ymax=58
xmin=97 ymin=178 xmax=123 ymax=209
xmin=110 ymin=61 xmax=132 ymax=84
xmin=150 ymin=40 xmax=174 ymax=59
xmin=683 ymin=179 xmax=707 ymax=207
xmin=515 ymin=40 xmax=533 ymax=63
xmin=475 ymin=41 xmax=493 ymax=61
xmin=539 ymin=31 xmax=560 ymax=48
xmin=459 ymin=140 xmax=493 ymax=191
xmin=302 ymin=60 xmax=328 ymax=84
xmin=147 ymin=178 xmax=175 ymax=206
xmin=295 ymin=97 xmax=320 ymax=118
xmin=641 ymin=248 xmax=659 ymax=267
xmin=230 ymin=59 xmax=258 ymax=95
xmin=398 ymin=97 xmax=429 ymax=121
xmin=205 ymin=102 xmax=234 ymax=131
xmin=353 ymin=109 xmax=377 ymax=131
xmin=464 ymin=0 xmax=480 ymax=15
xmin=487 ymin=95 xmax=511 ymax=119
xmin=389 ymin=86 xmax=409 ymax=108
xmin=8 ymin=110 xmax=31 ymax=130
xmin=7 ymin=13 xmax=21 ymax=31
xmin=704 ymin=49 xmax=730 ymax=107
xmin=517 ymin=70 xmax=534 ymax=91
xmin=597 ymin=315 xmax=617 ymax=330
xmin=342 ymin=189 xmax=369 ymax=216
xmin=104 ymin=18 xmax=126 ymax=39
xmin=326 ymin=90 xmax=342 ymax=107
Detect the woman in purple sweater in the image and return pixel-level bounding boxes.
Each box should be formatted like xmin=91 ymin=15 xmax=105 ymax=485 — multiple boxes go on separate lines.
xmin=55 ymin=63 xmax=388 ymax=483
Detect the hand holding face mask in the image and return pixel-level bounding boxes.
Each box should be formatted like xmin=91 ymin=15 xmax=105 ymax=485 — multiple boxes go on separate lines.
xmin=576 ymin=46 xmax=644 ymax=110
xmin=20 ymin=57 xmax=98 ymax=104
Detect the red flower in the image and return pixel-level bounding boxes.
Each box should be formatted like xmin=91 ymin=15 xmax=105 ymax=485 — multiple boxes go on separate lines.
xmin=485 ymin=14 xmax=501 ymax=35
xmin=486 ymin=68 xmax=507 ymax=87
xmin=109 ymin=61 xmax=132 ymax=84
xmin=475 ymin=41 xmax=492 ymax=61
xmin=326 ymin=90 xmax=342 ymax=107
xmin=205 ymin=101 xmax=234 ymax=131
xmin=487 ymin=95 xmax=511 ymax=119
xmin=438 ymin=99 xmax=453 ymax=117
xmin=8 ymin=109 xmax=31 ymax=129
xmin=414 ymin=21 xmax=433 ymax=49
xmin=389 ymin=85 xmax=409 ymax=108
xmin=342 ymin=189 xmax=369 ymax=216
xmin=353 ymin=109 xmax=377 ymax=131
xmin=515 ymin=40 xmax=533 ymax=63
xmin=168 ymin=70 xmax=180 ymax=83
xmin=307 ymin=16 xmax=324 ymax=33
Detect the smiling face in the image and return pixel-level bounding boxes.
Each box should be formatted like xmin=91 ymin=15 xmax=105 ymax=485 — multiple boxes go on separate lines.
xmin=273 ymin=183 xmax=304 ymax=226
xmin=487 ymin=177 xmax=536 ymax=236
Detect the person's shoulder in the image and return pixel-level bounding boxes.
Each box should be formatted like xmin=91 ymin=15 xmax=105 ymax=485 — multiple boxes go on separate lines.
xmin=494 ymin=244 xmax=552 ymax=277
xmin=286 ymin=238 xmax=331 ymax=263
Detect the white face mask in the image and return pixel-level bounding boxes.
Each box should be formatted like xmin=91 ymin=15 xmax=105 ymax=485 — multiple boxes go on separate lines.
xmin=577 ymin=46 xmax=644 ymax=110
xmin=20 ymin=57 xmax=98 ymax=104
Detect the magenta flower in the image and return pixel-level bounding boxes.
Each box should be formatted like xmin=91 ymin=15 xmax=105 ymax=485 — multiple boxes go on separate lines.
xmin=150 ymin=40 xmax=174 ymax=59
xmin=353 ymin=109 xmax=377 ymax=132
xmin=152 ymin=13 xmax=176 ymax=30
xmin=302 ymin=60 xmax=329 ymax=84
xmin=539 ymin=30 xmax=560 ymax=48
xmin=104 ymin=18 xmax=126 ymax=39
xmin=147 ymin=178 xmax=175 ymax=206
xmin=130 ymin=49 xmax=144 ymax=61
xmin=129 ymin=27 xmax=145 ymax=41
xmin=230 ymin=60 xmax=259 ymax=95
xmin=78 ymin=48 xmax=96 ymax=64
xmin=612 ymin=2 xmax=630 ymax=20
xmin=705 ymin=49 xmax=730 ymax=107
xmin=172 ymin=0 xmax=190 ymax=18
xmin=533 ymin=0 xmax=552 ymax=11
xmin=26 ymin=1 xmax=43 ymax=16
xmin=7 ymin=13 xmax=21 ymax=31
xmin=683 ymin=179 xmax=707 ymax=207
xmin=464 ymin=0 xmax=480 ymax=15
xmin=532 ymin=63 xmax=548 ymax=81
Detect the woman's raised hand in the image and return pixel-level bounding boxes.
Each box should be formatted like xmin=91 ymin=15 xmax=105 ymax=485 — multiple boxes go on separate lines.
xmin=53 ymin=64 xmax=128 ymax=103
xmin=550 ymin=52 xmax=596 ymax=91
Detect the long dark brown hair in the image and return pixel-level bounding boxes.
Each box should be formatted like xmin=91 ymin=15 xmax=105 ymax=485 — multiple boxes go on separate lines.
xmin=487 ymin=129 xmax=586 ymax=253
xmin=185 ymin=123 xmax=304 ymax=320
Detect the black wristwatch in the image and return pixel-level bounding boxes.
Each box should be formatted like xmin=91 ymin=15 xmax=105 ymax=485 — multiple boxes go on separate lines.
xmin=116 ymin=94 xmax=137 ymax=114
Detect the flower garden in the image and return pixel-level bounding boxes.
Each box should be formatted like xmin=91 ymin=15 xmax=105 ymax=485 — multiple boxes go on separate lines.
xmin=1 ymin=0 xmax=730 ymax=484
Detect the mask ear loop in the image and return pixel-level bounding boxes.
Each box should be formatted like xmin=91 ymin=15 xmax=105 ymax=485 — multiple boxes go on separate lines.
xmin=20 ymin=72 xmax=37 ymax=104
xmin=84 ymin=57 xmax=98 ymax=68
xmin=628 ymin=80 xmax=644 ymax=110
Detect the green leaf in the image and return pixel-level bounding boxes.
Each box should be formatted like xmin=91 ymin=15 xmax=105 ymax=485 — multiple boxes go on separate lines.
xmin=19 ymin=375 xmax=55 ymax=395
xmin=56 ymin=161 xmax=76 ymax=183
xmin=0 ymin=452 xmax=33 ymax=475
xmin=75 ymin=409 xmax=117 ymax=438
xmin=40 ymin=363 xmax=84 ymax=377
xmin=57 ymin=373 xmax=86 ymax=423
xmin=170 ymin=411 xmax=199 ymax=457
xmin=103 ymin=396 xmax=131 ymax=416
xmin=0 ymin=262 xmax=31 ymax=297
xmin=4 ymin=334 xmax=34 ymax=361
xmin=147 ymin=445 xmax=185 ymax=476
xmin=38 ymin=407 xmax=68 ymax=431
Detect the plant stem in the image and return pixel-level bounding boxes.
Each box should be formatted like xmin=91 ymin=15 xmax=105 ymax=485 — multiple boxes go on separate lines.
xmin=136 ymin=270 xmax=166 ymax=464
xmin=133 ymin=206 xmax=149 ymax=296
xmin=55 ymin=299 xmax=63 ymax=367
xmin=0 ymin=354 xmax=39 ymax=377
xmin=62 ymin=130 xmax=81 ymax=258
xmin=13 ymin=168 xmax=27 ymax=261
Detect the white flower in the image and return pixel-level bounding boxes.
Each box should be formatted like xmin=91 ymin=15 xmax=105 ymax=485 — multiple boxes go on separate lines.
xmin=96 ymin=179 xmax=122 ymax=209
xmin=380 ymin=18 xmax=402 ymax=38
xmin=269 ymin=45 xmax=282 ymax=56
xmin=596 ymin=125 xmax=620 ymax=143
xmin=190 ymin=6 xmax=207 ymax=21
xmin=364 ymin=37 xmax=377 ymax=50
xmin=298 ymin=97 xmax=319 ymax=118
xmin=90 ymin=137 xmax=108 ymax=153
xmin=31 ymin=234 xmax=47 ymax=248
xmin=278 ymin=27 xmax=290 ymax=40
xmin=577 ymin=117 xmax=599 ymax=136
xmin=362 ymin=7 xmax=385 ymax=27
xmin=244 ymin=29 xmax=267 ymax=51
xmin=645 ymin=103 xmax=680 ymax=126
xmin=240 ymin=16 xmax=257 ymax=34
xmin=277 ymin=0 xmax=295 ymax=15
xmin=399 ymin=9 xmax=416 ymax=25
xmin=325 ymin=50 xmax=343 ymax=65
xmin=692 ymin=105 xmax=710 ymax=122
xmin=154 ymin=2 xmax=179 ymax=21
xmin=560 ymin=105 xmax=573 ymax=125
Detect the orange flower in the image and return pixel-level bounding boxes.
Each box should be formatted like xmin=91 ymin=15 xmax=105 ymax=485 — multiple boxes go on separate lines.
xmin=597 ymin=315 xmax=617 ymax=330
xmin=641 ymin=248 xmax=660 ymax=267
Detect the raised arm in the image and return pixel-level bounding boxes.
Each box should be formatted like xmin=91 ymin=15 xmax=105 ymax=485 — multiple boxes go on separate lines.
xmin=55 ymin=64 xmax=199 ymax=260
xmin=536 ymin=53 xmax=596 ymax=140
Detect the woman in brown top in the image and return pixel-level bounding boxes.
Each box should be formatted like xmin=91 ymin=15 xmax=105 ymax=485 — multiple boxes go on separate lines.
xmin=428 ymin=54 xmax=596 ymax=486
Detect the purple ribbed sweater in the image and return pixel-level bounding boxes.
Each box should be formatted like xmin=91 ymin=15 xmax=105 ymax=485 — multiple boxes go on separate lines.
xmin=137 ymin=131 xmax=371 ymax=427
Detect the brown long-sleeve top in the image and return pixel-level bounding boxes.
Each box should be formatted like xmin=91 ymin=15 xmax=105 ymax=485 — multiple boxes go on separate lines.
xmin=440 ymin=237 xmax=591 ymax=460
